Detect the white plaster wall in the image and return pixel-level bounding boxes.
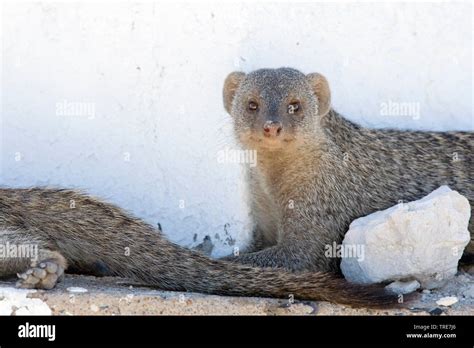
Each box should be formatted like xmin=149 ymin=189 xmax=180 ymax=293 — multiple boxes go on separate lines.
xmin=1 ymin=1 xmax=472 ymax=256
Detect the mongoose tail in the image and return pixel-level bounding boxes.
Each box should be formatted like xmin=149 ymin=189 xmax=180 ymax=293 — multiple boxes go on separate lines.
xmin=91 ymin=231 xmax=400 ymax=308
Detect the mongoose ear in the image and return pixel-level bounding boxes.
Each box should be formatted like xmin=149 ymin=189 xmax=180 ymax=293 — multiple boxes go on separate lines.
xmin=306 ymin=73 xmax=331 ymax=117
xmin=223 ymin=72 xmax=246 ymax=114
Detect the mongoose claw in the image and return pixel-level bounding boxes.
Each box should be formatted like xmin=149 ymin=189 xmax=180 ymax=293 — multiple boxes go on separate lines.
xmin=16 ymin=260 xmax=65 ymax=290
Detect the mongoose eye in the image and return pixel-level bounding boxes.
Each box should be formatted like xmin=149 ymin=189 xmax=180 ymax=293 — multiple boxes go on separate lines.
xmin=248 ymin=101 xmax=259 ymax=111
xmin=288 ymin=102 xmax=300 ymax=114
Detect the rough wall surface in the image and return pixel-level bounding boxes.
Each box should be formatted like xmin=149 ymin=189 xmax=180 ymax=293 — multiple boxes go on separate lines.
xmin=1 ymin=1 xmax=472 ymax=256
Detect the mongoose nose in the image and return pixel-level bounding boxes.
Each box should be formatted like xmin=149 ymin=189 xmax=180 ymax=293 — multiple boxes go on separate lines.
xmin=263 ymin=121 xmax=283 ymax=137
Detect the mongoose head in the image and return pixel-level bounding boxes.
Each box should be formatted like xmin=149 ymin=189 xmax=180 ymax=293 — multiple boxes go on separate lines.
xmin=223 ymin=67 xmax=331 ymax=150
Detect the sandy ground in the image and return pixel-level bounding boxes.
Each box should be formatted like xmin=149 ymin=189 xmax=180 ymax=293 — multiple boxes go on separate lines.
xmin=0 ymin=271 xmax=473 ymax=316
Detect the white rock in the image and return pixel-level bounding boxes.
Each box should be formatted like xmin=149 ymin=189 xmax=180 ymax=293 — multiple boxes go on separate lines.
xmin=67 ymin=287 xmax=88 ymax=293
xmin=341 ymin=186 xmax=471 ymax=288
xmin=0 ymin=287 xmax=51 ymax=315
xmin=436 ymin=296 xmax=458 ymax=306
xmin=385 ymin=280 xmax=420 ymax=295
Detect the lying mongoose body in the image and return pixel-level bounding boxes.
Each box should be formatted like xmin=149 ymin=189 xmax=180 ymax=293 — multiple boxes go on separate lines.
xmin=223 ymin=68 xmax=473 ymax=273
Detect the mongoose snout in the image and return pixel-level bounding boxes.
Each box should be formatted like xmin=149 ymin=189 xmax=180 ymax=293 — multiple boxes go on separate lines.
xmin=263 ymin=120 xmax=283 ymax=137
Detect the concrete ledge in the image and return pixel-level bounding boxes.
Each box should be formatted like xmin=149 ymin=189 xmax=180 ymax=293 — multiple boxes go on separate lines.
xmin=0 ymin=273 xmax=473 ymax=315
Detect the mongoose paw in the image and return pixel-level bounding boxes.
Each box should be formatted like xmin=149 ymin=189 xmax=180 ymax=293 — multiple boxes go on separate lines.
xmin=16 ymin=260 xmax=65 ymax=290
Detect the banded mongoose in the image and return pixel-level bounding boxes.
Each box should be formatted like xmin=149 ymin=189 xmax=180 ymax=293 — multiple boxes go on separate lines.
xmin=222 ymin=67 xmax=473 ymax=274
xmin=1 ymin=67 xmax=471 ymax=308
